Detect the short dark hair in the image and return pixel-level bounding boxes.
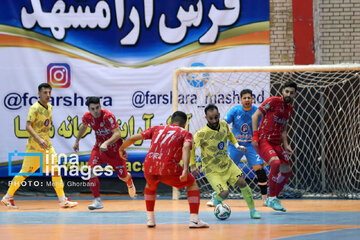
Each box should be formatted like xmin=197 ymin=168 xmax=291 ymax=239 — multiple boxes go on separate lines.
xmin=240 ymin=89 xmax=252 ymax=97
xmin=281 ymin=81 xmax=298 ymax=92
xmin=86 ymin=96 xmax=100 ymax=106
xmin=38 ymin=83 xmax=52 ymax=92
xmin=204 ymin=104 xmax=218 ymax=114
xmin=171 ymin=111 xmax=187 ymax=125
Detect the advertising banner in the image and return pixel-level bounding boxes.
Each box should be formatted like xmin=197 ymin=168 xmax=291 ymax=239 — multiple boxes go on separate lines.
xmin=0 ymin=0 xmax=270 ymax=178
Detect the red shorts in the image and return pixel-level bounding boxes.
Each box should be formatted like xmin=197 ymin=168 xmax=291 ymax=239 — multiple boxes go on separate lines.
xmin=144 ymin=172 xmax=195 ymax=191
xmin=89 ymin=147 xmax=128 ymax=178
xmin=258 ymin=139 xmax=290 ymax=165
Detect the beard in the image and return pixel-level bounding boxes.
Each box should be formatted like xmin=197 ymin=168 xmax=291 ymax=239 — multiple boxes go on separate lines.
xmin=283 ymin=96 xmax=292 ymax=104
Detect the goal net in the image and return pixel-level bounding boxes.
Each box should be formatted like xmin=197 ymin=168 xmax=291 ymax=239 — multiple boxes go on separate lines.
xmin=172 ymin=64 xmax=360 ymax=199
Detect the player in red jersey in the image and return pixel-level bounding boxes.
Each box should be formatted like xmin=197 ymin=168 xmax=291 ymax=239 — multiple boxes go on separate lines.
xmin=251 ymin=81 xmax=297 ymax=212
xmin=119 ymin=111 xmax=209 ymax=228
xmin=73 ymin=97 xmax=135 ymax=210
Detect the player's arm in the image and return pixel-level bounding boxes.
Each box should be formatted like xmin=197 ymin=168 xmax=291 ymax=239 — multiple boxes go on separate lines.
xmin=227 ymin=123 xmax=246 ymax=152
xmin=26 ymin=121 xmax=47 ymax=150
xmin=190 ymin=134 xmax=201 ymax=176
xmin=73 ymin=124 xmax=88 ymax=152
xmin=251 ymin=109 xmax=263 ymax=146
xmin=119 ymin=134 xmax=144 ymax=159
xmin=281 ymin=124 xmax=293 ymax=155
xmin=180 ymin=141 xmax=192 ymax=182
xmin=100 ymin=128 xmax=122 ymax=153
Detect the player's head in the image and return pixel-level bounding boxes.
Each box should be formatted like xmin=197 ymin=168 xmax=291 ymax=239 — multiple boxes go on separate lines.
xmin=171 ymin=111 xmax=188 ymax=128
xmin=38 ymin=83 xmax=52 ymax=104
xmin=281 ymin=81 xmax=297 ymax=104
xmin=240 ymin=89 xmax=253 ymax=110
xmin=86 ymin=97 xmax=101 ymax=118
xmin=205 ymin=104 xmax=220 ymax=129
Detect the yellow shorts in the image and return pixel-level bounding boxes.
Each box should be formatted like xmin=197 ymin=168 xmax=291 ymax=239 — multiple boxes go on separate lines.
xmin=20 ymin=146 xmax=59 ymax=175
xmin=206 ymin=161 xmax=243 ymax=193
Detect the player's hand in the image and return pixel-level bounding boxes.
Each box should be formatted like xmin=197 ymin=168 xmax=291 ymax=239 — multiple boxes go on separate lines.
xmin=119 ymin=149 xmax=129 ymax=160
xmin=100 ymin=142 xmax=108 ymax=154
xmin=190 ymin=165 xmax=201 ymax=177
xmin=37 ymin=138 xmax=48 ymax=150
xmin=179 ymin=169 xmax=188 ymax=182
xmin=251 ymin=131 xmax=259 ymax=147
xmin=73 ymin=142 xmax=79 ymax=152
xmin=237 ymin=145 xmax=247 ymax=152
xmin=284 ymin=145 xmax=294 ymax=155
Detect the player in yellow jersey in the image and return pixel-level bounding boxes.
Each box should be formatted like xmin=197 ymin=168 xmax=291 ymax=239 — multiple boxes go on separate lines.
xmin=190 ymin=104 xmax=261 ymax=219
xmin=1 ymin=83 xmax=78 ymax=209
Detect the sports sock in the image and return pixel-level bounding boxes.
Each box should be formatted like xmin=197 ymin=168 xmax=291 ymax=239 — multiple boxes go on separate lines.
xmin=125 ymin=174 xmax=133 ymax=187
xmin=275 ymin=171 xmax=292 ymax=196
xmin=144 ymin=187 xmax=156 ymax=211
xmin=268 ymin=160 xmax=281 ymax=197
xmin=7 ymin=175 xmax=26 ymax=196
xmin=89 ymin=177 xmax=100 ymax=198
xmin=52 ymin=176 xmax=65 ymax=200
xmin=187 ymin=190 xmax=200 ymax=214
xmin=240 ymin=185 xmax=255 ymax=209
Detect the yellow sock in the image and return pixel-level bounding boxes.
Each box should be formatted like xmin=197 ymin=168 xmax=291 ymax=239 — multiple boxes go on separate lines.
xmin=7 ymin=175 xmax=26 ymax=195
xmin=52 ymin=176 xmax=65 ymax=200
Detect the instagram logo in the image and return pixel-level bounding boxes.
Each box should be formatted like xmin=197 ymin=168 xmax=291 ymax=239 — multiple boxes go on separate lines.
xmin=47 ymin=63 xmax=71 ymax=88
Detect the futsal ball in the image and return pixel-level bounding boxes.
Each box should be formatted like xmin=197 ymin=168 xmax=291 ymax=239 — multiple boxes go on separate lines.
xmin=214 ymin=203 xmax=231 ymax=220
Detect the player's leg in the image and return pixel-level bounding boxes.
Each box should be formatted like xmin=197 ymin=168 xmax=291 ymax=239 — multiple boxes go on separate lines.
xmin=46 ymin=148 xmax=78 ymax=208
xmin=258 ymin=140 xmax=286 ymax=212
xmin=274 ymin=147 xmax=293 ymax=197
xmin=161 ymin=174 xmax=209 ymax=228
xmin=230 ymin=162 xmax=261 ymax=219
xmin=87 ymin=149 xmax=103 ymax=210
xmin=206 ymin=143 xmax=245 ymax=208
xmin=107 ymin=151 xmax=136 ymax=198
xmin=206 ymin=172 xmax=229 ymax=207
xmin=144 ymin=174 xmax=159 ymax=227
xmin=245 ymin=145 xmax=268 ymax=204
xmin=2 ymin=154 xmax=40 ymax=209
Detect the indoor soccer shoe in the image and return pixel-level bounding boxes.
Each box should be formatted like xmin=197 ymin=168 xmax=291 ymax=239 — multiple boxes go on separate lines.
xmin=147 ymin=216 xmax=156 ymax=228
xmin=265 ymin=198 xmax=286 ymax=212
xmin=60 ymin=197 xmax=78 ymax=208
xmin=189 ymin=219 xmax=210 ymax=228
xmin=250 ymin=209 xmax=261 ymax=219
xmin=206 ymin=195 xmax=214 ymax=207
xmin=88 ymin=198 xmax=103 ymax=210
xmin=1 ymin=196 xmax=18 ymax=209
xmin=212 ymin=192 xmax=221 ymax=207
xmin=127 ymin=182 xmax=136 ymax=198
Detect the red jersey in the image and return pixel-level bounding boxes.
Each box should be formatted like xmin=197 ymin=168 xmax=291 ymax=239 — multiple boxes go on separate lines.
xmin=258 ymin=96 xmax=293 ymax=143
xmin=141 ymin=124 xmax=193 ymax=175
xmin=82 ymin=109 xmax=122 ymax=151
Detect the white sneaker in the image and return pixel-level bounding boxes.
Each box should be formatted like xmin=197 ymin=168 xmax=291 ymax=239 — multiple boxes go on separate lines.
xmin=127 ymin=182 xmax=136 ymax=198
xmin=59 ymin=197 xmax=78 ymax=208
xmin=1 ymin=196 xmax=18 ymax=209
xmin=189 ymin=219 xmax=209 ymax=228
xmin=147 ymin=216 xmax=156 ymax=228
xmin=206 ymin=198 xmax=214 ymax=207
xmin=88 ymin=198 xmax=103 ymax=210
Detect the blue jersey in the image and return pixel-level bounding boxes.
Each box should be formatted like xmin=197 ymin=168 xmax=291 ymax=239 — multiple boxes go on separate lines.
xmin=224 ymin=105 xmax=260 ymax=143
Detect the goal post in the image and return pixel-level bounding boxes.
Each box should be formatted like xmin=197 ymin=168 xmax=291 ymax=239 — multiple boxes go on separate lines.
xmin=172 ymin=64 xmax=360 ymax=200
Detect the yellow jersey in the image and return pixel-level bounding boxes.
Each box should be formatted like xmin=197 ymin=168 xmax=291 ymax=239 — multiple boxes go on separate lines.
xmin=191 ymin=120 xmax=238 ymax=174
xmin=26 ymin=101 xmax=53 ymax=152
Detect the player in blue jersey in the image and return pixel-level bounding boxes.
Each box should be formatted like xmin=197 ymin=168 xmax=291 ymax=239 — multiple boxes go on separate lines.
xmin=206 ymin=89 xmax=268 ymax=206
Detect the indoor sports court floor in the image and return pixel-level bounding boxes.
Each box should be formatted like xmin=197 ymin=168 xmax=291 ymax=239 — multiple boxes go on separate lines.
xmin=1 ymin=196 xmax=359 ymax=240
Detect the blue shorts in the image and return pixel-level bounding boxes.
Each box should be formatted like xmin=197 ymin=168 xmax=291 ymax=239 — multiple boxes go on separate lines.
xmin=228 ymin=141 xmax=264 ymax=167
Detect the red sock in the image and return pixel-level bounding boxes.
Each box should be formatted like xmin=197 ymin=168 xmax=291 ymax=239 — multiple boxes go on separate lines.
xmin=89 ymin=177 xmax=100 ymax=198
xmin=125 ymin=174 xmax=133 ymax=187
xmin=275 ymin=171 xmax=292 ymax=196
xmin=144 ymin=187 xmax=156 ymax=212
xmin=187 ymin=190 xmax=200 ymax=214
xmin=268 ymin=160 xmax=281 ymax=197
